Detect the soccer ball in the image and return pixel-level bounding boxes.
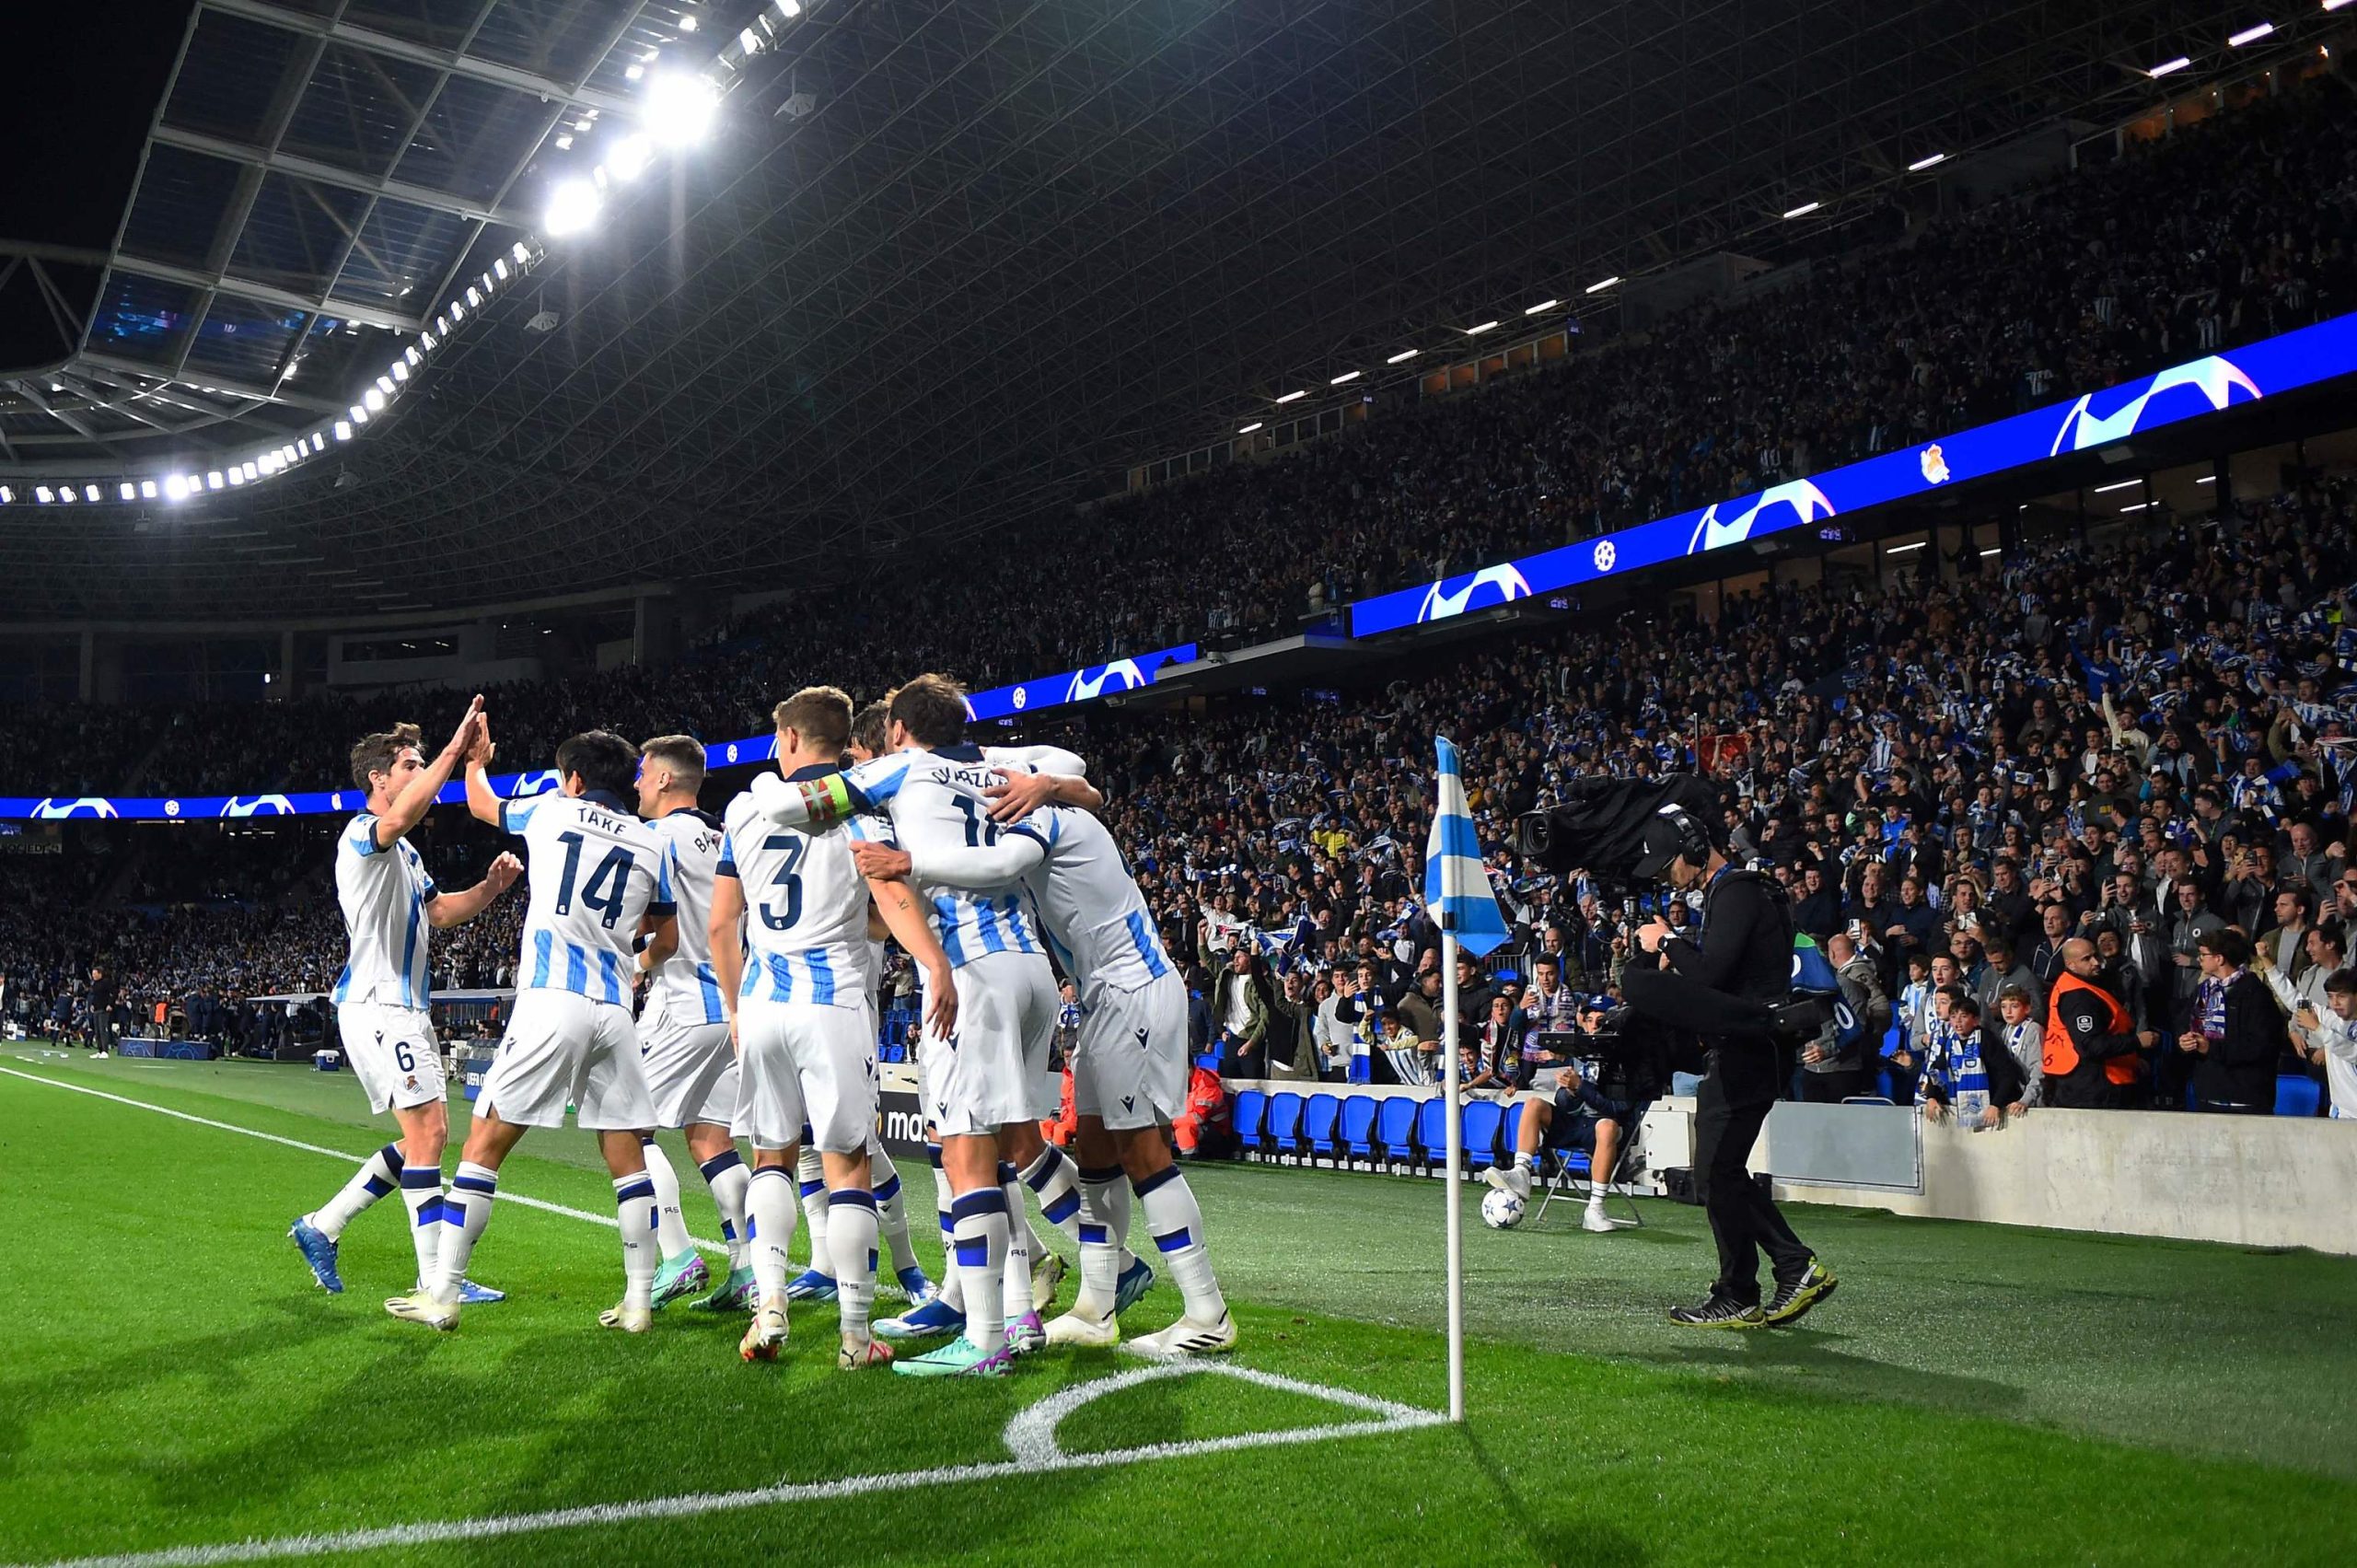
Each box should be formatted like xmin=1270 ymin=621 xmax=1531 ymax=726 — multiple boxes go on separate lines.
xmin=1480 ymin=1187 xmax=1527 ymax=1230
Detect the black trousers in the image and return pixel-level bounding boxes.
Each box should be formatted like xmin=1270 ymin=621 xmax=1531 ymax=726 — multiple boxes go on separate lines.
xmin=1797 ymin=1066 xmax=1870 ymax=1103
xmin=1693 ymin=1064 xmax=1813 ymax=1307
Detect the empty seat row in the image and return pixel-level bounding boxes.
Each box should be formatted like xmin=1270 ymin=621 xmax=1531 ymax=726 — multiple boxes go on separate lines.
xmin=1231 ymin=1089 xmax=1534 ymax=1173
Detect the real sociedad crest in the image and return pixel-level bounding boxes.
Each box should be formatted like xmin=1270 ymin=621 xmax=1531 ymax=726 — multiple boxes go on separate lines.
xmin=1685 ymin=479 xmax=1836 ymax=555
xmin=1415 ymin=563 xmax=1533 ymax=624
xmin=2047 ymin=354 xmax=2260 ymax=456
xmin=1064 ymin=658 xmax=1153 ymax=703
xmin=218 ymin=795 xmax=294 ymax=818
xmin=30 ymin=797 xmax=118 ymax=819
xmin=507 ymin=769 xmax=562 ymax=797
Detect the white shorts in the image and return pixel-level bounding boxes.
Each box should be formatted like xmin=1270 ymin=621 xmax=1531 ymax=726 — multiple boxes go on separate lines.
xmin=478 ymin=991 xmax=653 ymax=1131
xmin=637 ymin=1005 xmax=737 ymax=1130
xmin=735 ymin=998 xmax=877 ymax=1154
xmin=925 ymin=949 xmax=1057 ymax=1138
xmin=1074 ymin=971 xmax=1188 ymax=1132
xmin=337 ymin=1002 xmax=445 ymax=1118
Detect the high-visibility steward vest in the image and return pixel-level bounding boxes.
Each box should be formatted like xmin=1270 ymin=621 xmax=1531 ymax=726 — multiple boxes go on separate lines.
xmin=2044 ymin=970 xmax=2142 ymax=1086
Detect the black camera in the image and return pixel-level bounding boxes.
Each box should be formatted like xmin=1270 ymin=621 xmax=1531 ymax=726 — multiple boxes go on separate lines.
xmin=1518 ymin=773 xmax=1722 ymax=887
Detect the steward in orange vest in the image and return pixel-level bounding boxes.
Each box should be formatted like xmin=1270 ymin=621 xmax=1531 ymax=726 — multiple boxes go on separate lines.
xmin=2043 ymin=957 xmax=2146 ymax=1109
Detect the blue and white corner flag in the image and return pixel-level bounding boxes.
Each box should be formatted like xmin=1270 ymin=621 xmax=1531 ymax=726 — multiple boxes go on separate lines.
xmin=1424 ymin=736 xmax=1510 ymax=959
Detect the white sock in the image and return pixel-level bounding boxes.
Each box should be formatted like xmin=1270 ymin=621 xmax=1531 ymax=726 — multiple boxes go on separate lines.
xmin=1134 ymin=1165 xmax=1225 ymax=1323
xmin=1515 ymin=1151 xmax=1538 ymax=1173
xmin=1074 ymin=1163 xmax=1126 ymax=1319
xmin=747 ymin=1165 xmax=799 ymax=1301
xmin=949 ymin=1187 xmax=1008 ymax=1350
xmin=639 ymin=1137 xmax=694 ymax=1262
xmin=930 ymin=1144 xmax=964 ymax=1313
xmin=429 ymin=1161 xmax=496 ymax=1302
xmin=397 ymin=1164 xmax=443 ymax=1287
xmin=313 ymin=1142 xmax=402 ymax=1240
xmin=874 ymin=1166 xmax=921 ymax=1277
xmin=829 ymin=1188 xmax=880 ymax=1340
xmin=614 ymin=1171 xmax=658 ymax=1311
xmin=1020 ymin=1144 xmax=1084 ymax=1248
xmin=698 ymin=1149 xmax=751 ymax=1272
xmin=796 ymin=1144 xmax=833 ymax=1278
xmin=999 ymin=1166 xmax=1033 ymax=1325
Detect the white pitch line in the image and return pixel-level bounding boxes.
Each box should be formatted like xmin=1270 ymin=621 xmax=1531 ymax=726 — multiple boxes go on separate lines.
xmin=0 ymin=1065 xmax=726 ymax=1254
xmin=13 ymin=1362 xmax=1447 ymax=1568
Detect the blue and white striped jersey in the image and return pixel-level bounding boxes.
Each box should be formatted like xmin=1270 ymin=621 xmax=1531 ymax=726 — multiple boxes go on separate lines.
xmin=332 ymin=812 xmax=438 ymax=1008
xmin=842 ymin=745 xmax=1077 ymax=970
xmin=502 ymin=789 xmax=675 ymax=1005
xmin=905 ymin=803 xmax=1172 ymax=993
xmin=645 ymin=807 xmax=727 ymax=1025
xmin=719 ymin=768 xmax=875 ymax=1008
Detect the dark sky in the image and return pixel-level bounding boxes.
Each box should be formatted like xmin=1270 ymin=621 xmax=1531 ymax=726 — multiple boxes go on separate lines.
xmin=0 ymin=4 xmax=195 ymax=364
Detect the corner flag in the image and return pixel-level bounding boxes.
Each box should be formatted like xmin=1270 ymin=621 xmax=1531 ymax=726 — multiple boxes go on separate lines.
xmin=1423 ymin=736 xmax=1510 ymax=958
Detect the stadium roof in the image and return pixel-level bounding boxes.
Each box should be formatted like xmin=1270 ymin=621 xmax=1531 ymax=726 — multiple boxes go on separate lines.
xmin=0 ymin=0 xmax=2304 ymax=621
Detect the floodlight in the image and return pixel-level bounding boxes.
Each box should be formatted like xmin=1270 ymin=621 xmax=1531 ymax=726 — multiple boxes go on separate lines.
xmin=364 ymin=388 xmax=386 ymax=412
xmin=206 ymin=471 xmax=225 ymax=490
xmin=1908 ymin=152 xmax=1948 ymax=170
xmin=2228 ymin=21 xmax=2275 ymax=45
xmin=1585 ymin=276 xmax=1620 ymax=294
xmin=608 ymin=134 xmax=655 ymax=181
xmin=120 ymin=482 xmax=136 ymax=500
xmin=1782 ymin=201 xmax=1821 ymax=218
xmin=376 ymin=375 xmax=396 ymax=395
xmin=1523 ymin=299 xmax=1559 ymax=315
xmin=465 ymin=286 xmax=482 ymax=308
xmin=1274 ymin=389 xmax=1307 ymax=404
xmin=140 ymin=480 xmax=158 ymax=499
xmin=1385 ymin=348 xmax=1419 ymax=363
xmin=1237 ymin=422 xmax=1263 ymax=434
xmin=334 ymin=421 xmax=353 ymax=441
xmin=1465 ymin=320 xmax=1499 ymax=334
xmin=2148 ymin=55 xmax=2192 ymax=75
xmin=164 ymin=475 xmax=188 ymax=500
xmin=1329 ymin=370 xmax=1361 ymax=385
xmin=350 ymin=403 xmax=368 ymax=424
xmin=544 ymin=178 xmax=604 ymax=237
xmin=645 ymin=73 xmax=721 ymax=146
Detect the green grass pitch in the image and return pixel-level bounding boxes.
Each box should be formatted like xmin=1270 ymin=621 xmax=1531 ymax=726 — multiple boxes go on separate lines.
xmin=2 ymin=1046 xmax=2352 ymax=1566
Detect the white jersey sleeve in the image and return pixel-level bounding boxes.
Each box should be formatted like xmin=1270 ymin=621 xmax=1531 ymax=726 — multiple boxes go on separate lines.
xmin=503 ymin=791 xmax=674 ymax=1005
xmin=332 ymin=812 xmax=438 ymax=1009
xmin=720 ymin=777 xmax=873 ymax=1008
xmin=868 ymin=752 xmax=1045 ymax=970
xmin=981 ymin=744 xmax=1088 ymax=777
xmin=646 ymin=807 xmax=727 ymax=1026
xmin=909 ymin=804 xmax=1172 ymax=992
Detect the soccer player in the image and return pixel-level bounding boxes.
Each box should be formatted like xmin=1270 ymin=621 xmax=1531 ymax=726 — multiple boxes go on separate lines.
xmin=290 ymin=698 xmax=521 ymax=1301
xmin=385 ymin=725 xmax=678 ymax=1333
xmin=630 ymin=735 xmax=751 ymax=1312
xmin=710 ymin=688 xmax=958 ymax=1370
xmin=749 ymin=674 xmax=1099 ymax=1376
xmin=852 ymin=776 xmax=1235 ymax=1353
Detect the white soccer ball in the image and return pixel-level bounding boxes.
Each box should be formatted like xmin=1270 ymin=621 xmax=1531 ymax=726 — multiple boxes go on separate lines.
xmin=1480 ymin=1187 xmax=1527 ymax=1230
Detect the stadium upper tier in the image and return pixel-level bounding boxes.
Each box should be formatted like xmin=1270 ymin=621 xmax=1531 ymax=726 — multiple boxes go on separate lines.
xmin=3 ymin=74 xmax=2354 ymax=805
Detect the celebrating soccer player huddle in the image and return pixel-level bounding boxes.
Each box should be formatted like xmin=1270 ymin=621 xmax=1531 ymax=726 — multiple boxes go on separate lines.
xmin=291 ymin=675 xmax=1233 ymax=1377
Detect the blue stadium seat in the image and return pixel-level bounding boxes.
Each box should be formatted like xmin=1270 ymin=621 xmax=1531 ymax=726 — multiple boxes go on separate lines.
xmin=1415 ymin=1098 xmax=1447 ymax=1168
xmin=1303 ymin=1093 xmax=1341 ymax=1159
xmin=1462 ymin=1099 xmax=1504 ymax=1169
xmin=2275 ymin=1074 xmax=2324 ymax=1118
xmin=1266 ymin=1091 xmax=1304 ymax=1163
xmin=1233 ymin=1089 xmax=1267 ymax=1158
xmin=1340 ymin=1096 xmax=1379 ymax=1165
xmin=1376 ymin=1097 xmax=1418 ymax=1167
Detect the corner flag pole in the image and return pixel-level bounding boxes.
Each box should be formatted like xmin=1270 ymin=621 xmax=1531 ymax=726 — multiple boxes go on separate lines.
xmin=1440 ymin=917 xmax=1465 ymax=1423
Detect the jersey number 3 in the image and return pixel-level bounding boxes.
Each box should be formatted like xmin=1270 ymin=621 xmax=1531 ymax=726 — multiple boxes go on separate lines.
xmin=757 ymin=834 xmax=806 ymax=931
xmin=552 ymin=830 xmax=634 ymax=929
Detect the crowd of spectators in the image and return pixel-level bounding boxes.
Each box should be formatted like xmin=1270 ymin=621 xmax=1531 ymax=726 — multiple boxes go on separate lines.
xmin=4 ymin=74 xmax=2354 ymax=798
xmin=1 ymin=75 xmax=2354 ymax=1129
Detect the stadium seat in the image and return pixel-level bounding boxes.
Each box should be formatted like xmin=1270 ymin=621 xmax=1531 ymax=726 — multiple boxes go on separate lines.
xmin=1232 ymin=1089 xmax=1267 ymax=1160
xmin=1376 ymin=1097 xmax=1418 ymax=1171
xmin=1266 ymin=1091 xmax=1304 ymax=1165
xmin=1462 ymin=1098 xmax=1504 ymax=1169
xmin=1340 ymin=1095 xmax=1379 ymax=1167
xmin=1303 ymin=1093 xmax=1341 ymax=1163
xmin=1414 ymin=1097 xmax=1448 ymax=1172
xmin=2275 ymin=1074 xmax=2324 ymax=1118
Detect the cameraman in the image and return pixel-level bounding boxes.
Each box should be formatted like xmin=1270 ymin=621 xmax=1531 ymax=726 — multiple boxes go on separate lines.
xmin=1481 ymin=998 xmax=1645 ymax=1233
xmin=1622 ymin=807 xmax=1837 ymax=1330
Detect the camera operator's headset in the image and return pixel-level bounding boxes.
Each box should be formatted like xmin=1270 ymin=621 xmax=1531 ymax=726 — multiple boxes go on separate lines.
xmin=1648 ymin=802 xmax=1715 ymax=880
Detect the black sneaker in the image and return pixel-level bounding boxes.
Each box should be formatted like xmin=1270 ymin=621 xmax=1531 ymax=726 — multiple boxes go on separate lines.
xmin=1666 ymin=1294 xmax=1766 ymax=1330
xmin=1763 ymin=1260 xmax=1838 ymax=1327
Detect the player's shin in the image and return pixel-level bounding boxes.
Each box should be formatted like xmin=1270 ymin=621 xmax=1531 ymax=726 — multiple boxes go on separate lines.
xmin=429 ymin=1162 xmax=497 ymax=1301
xmin=874 ymin=1167 xmax=921 ymax=1276
xmin=998 ymin=1165 xmax=1032 ymax=1326
xmin=314 ymin=1143 xmax=403 ymax=1240
xmin=1073 ymin=1165 xmax=1126 ymax=1319
xmin=930 ymin=1144 xmax=965 ymax=1312
xmin=796 ymin=1144 xmax=833 ymax=1277
xmin=1020 ymin=1144 xmax=1085 ymax=1247
xmin=1134 ymin=1165 xmax=1226 ymax=1322
xmin=828 ymin=1188 xmax=880 ymax=1340
xmin=746 ymin=1165 xmax=799 ymax=1300
xmin=948 ymin=1188 xmax=1009 ymax=1348
xmin=397 ymin=1165 xmax=444 ymax=1285
xmin=638 ymin=1137 xmax=694 ymax=1261
xmin=614 ymin=1172 xmax=659 ymax=1311
xmin=699 ymin=1150 xmax=751 ymax=1271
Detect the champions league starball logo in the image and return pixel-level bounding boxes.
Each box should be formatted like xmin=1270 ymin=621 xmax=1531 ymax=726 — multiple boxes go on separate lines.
xmin=1063 ymin=658 xmax=1155 ymax=703
xmin=961 ymin=695 xmax=980 ymax=723
xmin=218 ymin=796 xmax=294 ymax=818
xmin=1684 ymin=479 xmax=1836 ymax=555
xmin=2047 ymin=354 xmax=2260 ymax=455
xmin=29 ymin=797 xmax=119 ymax=820
xmin=1414 ymin=563 xmax=1534 ymax=625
